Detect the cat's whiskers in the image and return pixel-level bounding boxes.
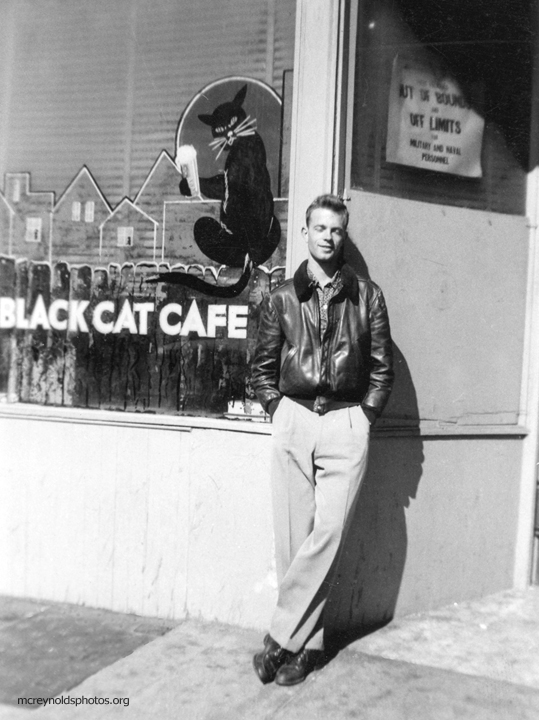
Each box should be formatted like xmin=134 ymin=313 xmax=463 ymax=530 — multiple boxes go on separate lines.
xmin=235 ymin=128 xmax=256 ymax=138
xmin=209 ymin=137 xmax=228 ymax=159
xmin=234 ymin=115 xmax=257 ymax=134
xmin=214 ymin=141 xmax=228 ymax=161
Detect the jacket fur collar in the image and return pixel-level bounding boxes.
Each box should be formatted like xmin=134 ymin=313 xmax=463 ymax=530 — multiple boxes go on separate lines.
xmin=293 ymin=260 xmax=359 ymax=304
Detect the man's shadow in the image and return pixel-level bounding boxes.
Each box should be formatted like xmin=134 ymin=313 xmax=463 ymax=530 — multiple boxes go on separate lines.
xmin=324 ymin=239 xmax=424 ymax=652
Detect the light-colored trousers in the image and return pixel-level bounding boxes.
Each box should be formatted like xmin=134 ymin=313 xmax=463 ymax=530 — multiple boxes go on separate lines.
xmin=269 ymin=396 xmax=370 ymax=652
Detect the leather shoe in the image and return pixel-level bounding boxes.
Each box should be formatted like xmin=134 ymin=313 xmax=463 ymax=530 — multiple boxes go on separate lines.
xmin=274 ymin=648 xmax=326 ymax=686
xmin=253 ymin=634 xmax=292 ymax=684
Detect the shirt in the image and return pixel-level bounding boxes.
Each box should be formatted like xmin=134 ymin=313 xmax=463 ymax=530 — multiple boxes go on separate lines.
xmin=307 ymin=266 xmax=344 ymax=338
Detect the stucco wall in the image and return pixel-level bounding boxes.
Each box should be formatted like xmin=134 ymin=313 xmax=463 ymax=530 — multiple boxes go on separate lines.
xmin=0 ymin=409 xmax=276 ymax=629
xmin=327 ymin=434 xmax=523 ymax=642
xmin=347 ymin=191 xmax=529 ymax=431
xmin=0 ymin=407 xmax=524 ymax=634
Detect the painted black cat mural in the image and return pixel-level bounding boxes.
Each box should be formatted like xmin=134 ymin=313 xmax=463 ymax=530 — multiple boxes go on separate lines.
xmin=152 ymin=85 xmax=281 ymax=297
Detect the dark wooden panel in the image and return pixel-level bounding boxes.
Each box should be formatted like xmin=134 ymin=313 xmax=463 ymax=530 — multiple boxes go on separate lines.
xmin=69 ymin=266 xmax=93 ymax=408
xmin=0 ymin=256 xmax=16 ymax=395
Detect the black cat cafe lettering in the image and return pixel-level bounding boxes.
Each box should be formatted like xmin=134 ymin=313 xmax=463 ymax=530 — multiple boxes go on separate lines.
xmin=0 ymin=295 xmax=249 ymax=339
xmin=151 ymin=84 xmax=281 ymax=297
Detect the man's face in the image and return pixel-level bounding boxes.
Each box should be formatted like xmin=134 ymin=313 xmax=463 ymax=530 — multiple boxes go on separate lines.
xmin=302 ymin=208 xmax=346 ymax=266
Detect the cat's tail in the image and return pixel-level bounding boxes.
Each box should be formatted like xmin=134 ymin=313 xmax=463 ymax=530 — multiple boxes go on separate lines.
xmin=147 ymin=257 xmax=253 ymax=298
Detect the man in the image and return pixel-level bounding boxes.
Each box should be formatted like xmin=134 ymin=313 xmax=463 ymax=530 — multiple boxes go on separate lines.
xmin=250 ymin=194 xmax=394 ymax=686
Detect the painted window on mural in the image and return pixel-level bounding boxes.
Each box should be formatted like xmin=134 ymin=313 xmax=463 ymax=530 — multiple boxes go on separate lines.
xmin=0 ymin=0 xmax=296 ymax=419
xmin=117 ymin=226 xmax=134 ymax=247
xmin=25 ymin=218 xmax=42 ymax=243
xmin=84 ymin=201 xmax=95 ymax=223
xmin=351 ymin=0 xmax=532 ymax=215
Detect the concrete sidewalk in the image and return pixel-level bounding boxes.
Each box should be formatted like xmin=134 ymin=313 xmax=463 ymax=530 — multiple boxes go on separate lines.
xmin=1 ymin=588 xmax=538 ymax=719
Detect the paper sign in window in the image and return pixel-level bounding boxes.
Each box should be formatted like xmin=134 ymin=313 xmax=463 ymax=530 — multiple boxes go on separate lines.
xmin=386 ymin=55 xmax=485 ymax=177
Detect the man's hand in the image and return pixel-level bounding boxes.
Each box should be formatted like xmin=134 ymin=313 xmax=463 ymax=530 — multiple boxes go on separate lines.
xmin=179 ymin=178 xmax=192 ymax=196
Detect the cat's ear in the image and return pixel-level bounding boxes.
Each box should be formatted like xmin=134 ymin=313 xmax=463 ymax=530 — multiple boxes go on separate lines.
xmin=233 ymin=85 xmax=248 ymax=107
xmin=198 ymin=114 xmax=214 ymax=126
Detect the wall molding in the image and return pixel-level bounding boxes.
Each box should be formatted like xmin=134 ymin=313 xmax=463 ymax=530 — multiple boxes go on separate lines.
xmin=0 ymin=402 xmax=272 ymax=435
xmin=286 ymin=0 xmax=341 ymax=276
xmin=0 ymin=402 xmax=528 ymax=439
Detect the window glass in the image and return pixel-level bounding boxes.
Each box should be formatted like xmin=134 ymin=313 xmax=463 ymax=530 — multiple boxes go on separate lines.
xmin=117 ymin=226 xmax=134 ymax=247
xmin=25 ymin=217 xmax=42 ymax=242
xmin=0 ymin=0 xmax=296 ymax=419
xmin=351 ymin=0 xmax=532 ymax=215
xmin=1 ymin=0 xmax=296 ymax=206
xmin=84 ymin=201 xmax=95 ymax=223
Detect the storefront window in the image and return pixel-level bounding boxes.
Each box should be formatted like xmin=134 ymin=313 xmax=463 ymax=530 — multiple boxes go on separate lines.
xmin=0 ymin=0 xmax=296 ymax=417
xmin=351 ymin=0 xmax=533 ymax=215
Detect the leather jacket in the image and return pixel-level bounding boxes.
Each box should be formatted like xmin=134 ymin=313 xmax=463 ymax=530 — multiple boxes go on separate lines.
xmin=251 ymin=260 xmax=394 ymax=416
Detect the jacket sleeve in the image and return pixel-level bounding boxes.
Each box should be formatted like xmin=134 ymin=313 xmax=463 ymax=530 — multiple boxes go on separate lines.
xmin=251 ymin=293 xmax=284 ymax=413
xmin=362 ymin=287 xmax=394 ymax=416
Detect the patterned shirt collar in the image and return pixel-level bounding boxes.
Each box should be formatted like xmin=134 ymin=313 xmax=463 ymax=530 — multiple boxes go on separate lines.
xmin=307 ymin=266 xmax=342 ymax=290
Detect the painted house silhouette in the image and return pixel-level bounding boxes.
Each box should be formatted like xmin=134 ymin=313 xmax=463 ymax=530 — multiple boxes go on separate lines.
xmin=53 ymin=167 xmax=111 ymax=266
xmin=3 ymin=173 xmax=54 ymax=263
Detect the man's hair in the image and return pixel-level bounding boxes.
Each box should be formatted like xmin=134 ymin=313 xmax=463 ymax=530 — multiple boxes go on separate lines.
xmin=305 ymin=194 xmax=349 ymax=229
